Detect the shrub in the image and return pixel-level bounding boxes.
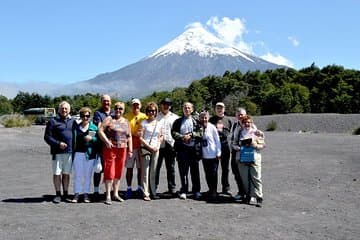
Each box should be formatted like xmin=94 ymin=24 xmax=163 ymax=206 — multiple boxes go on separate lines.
xmin=353 ymin=127 xmax=360 ymax=135
xmin=1 ymin=114 xmax=32 ymax=128
xmin=266 ymin=120 xmax=277 ymax=131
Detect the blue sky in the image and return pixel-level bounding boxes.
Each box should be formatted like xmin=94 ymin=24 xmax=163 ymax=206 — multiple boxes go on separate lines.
xmin=1 ymin=0 xmax=359 ymax=89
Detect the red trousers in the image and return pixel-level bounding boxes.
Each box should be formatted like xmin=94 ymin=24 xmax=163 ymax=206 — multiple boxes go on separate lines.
xmin=103 ymin=147 xmax=126 ymax=181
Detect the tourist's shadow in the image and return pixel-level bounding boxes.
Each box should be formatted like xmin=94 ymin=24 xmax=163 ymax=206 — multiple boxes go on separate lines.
xmin=2 ymin=195 xmax=54 ymax=203
xmin=201 ymin=193 xmax=244 ymax=204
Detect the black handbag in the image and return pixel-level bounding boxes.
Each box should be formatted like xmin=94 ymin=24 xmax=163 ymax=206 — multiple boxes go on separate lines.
xmin=194 ymin=140 xmax=202 ymax=160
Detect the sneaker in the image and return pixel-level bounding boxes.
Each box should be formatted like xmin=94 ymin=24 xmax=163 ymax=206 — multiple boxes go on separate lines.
xmin=83 ymin=194 xmax=90 ymax=203
xmin=222 ymin=190 xmax=232 ymax=196
xmin=143 ymin=196 xmax=151 ymax=201
xmin=71 ymin=193 xmax=79 ymax=203
xmin=194 ymin=192 xmax=202 ymax=199
xmin=179 ymin=193 xmax=187 ymax=200
xmin=249 ymin=197 xmax=257 ymax=205
xmin=53 ymin=196 xmax=61 ymax=204
xmin=125 ymin=188 xmax=132 ymax=199
xmin=233 ymin=194 xmax=244 ymax=201
xmin=62 ymin=194 xmax=70 ymax=203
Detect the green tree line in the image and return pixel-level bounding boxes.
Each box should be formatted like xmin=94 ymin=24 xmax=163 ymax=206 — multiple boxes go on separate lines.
xmin=1 ymin=64 xmax=359 ymax=116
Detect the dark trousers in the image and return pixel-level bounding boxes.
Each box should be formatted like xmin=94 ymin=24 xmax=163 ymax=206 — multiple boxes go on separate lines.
xmin=176 ymin=145 xmax=200 ymax=194
xmin=231 ymin=150 xmax=245 ymax=195
xmin=155 ymin=142 xmax=176 ymax=192
xmin=220 ymin=144 xmax=230 ymax=192
xmin=202 ymin=158 xmax=219 ymax=193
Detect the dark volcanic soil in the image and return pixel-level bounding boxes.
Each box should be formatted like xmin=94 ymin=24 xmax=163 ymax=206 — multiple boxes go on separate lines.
xmin=0 ymin=125 xmax=359 ymax=240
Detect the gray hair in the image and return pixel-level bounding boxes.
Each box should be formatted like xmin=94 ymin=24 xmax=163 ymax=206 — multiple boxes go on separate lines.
xmin=58 ymin=101 xmax=71 ymax=113
xmin=236 ymin=107 xmax=246 ymax=115
xmin=199 ymin=110 xmax=209 ymax=118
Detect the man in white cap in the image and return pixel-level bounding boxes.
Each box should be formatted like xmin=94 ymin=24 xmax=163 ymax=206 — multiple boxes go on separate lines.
xmin=124 ymin=98 xmax=147 ymax=199
xmin=209 ymin=102 xmax=233 ymax=196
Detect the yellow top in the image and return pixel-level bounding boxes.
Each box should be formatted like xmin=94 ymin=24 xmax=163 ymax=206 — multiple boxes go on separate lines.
xmin=124 ymin=111 xmax=147 ymax=148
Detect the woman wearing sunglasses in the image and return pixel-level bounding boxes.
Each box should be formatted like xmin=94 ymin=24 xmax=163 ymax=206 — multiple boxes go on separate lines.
xmin=71 ymin=107 xmax=99 ymax=203
xmin=139 ymin=102 xmax=163 ymax=201
xmin=98 ymin=102 xmax=133 ymax=205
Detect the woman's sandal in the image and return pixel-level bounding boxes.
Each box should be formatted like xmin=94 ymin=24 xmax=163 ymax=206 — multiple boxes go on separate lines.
xmin=104 ymin=198 xmax=112 ymax=205
xmin=143 ymin=196 xmax=151 ymax=201
xmin=113 ymin=195 xmax=124 ymax=202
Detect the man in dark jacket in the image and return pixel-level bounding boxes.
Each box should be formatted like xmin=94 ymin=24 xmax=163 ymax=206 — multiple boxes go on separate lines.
xmin=44 ymin=101 xmax=74 ymax=203
xmin=171 ymin=102 xmax=203 ymax=200
xmin=209 ymin=102 xmax=233 ymax=195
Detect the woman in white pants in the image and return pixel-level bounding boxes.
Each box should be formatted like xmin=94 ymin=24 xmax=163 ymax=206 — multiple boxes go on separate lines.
xmin=72 ymin=107 xmax=99 ymax=203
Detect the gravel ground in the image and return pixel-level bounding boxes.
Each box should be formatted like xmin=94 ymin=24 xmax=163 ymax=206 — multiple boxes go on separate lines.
xmin=253 ymin=113 xmax=360 ymax=133
xmin=0 ymin=115 xmax=360 ymax=240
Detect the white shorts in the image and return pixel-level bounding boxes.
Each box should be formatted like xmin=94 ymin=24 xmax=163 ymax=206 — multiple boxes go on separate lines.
xmin=125 ymin=148 xmax=141 ymax=168
xmin=52 ymin=153 xmax=72 ymax=175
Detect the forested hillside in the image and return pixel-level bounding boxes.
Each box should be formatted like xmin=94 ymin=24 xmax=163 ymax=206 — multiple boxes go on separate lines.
xmin=1 ymin=64 xmax=359 ymax=116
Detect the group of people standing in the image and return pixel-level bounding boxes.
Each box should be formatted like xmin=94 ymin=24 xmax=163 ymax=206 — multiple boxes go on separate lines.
xmin=44 ymin=95 xmax=265 ymax=207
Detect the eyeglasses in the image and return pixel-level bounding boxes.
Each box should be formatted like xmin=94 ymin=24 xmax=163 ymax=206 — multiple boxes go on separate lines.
xmin=114 ymin=107 xmax=123 ymax=111
xmin=147 ymin=109 xmax=156 ymax=113
xmin=80 ymin=114 xmax=91 ymax=119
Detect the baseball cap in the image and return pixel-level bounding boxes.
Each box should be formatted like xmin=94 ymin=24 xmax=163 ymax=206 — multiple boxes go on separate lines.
xmin=216 ymin=102 xmax=225 ymax=107
xmin=160 ymin=97 xmax=172 ymax=105
xmin=131 ymin=98 xmax=141 ymax=105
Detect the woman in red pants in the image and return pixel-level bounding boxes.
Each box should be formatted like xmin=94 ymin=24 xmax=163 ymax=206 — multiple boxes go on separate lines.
xmin=98 ymin=102 xmax=133 ymax=205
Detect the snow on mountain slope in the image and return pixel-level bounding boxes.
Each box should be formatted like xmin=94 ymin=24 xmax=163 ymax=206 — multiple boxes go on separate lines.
xmin=149 ymin=25 xmax=254 ymax=61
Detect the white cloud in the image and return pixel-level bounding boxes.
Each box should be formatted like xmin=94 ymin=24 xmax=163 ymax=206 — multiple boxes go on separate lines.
xmin=288 ymin=36 xmax=300 ymax=47
xmin=196 ymin=16 xmax=294 ymax=67
xmin=260 ymin=53 xmax=294 ymax=67
xmin=206 ymin=16 xmax=253 ymax=54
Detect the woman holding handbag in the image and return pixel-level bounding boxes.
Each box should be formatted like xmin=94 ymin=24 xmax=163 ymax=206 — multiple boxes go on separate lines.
xmin=139 ymin=102 xmax=163 ymax=201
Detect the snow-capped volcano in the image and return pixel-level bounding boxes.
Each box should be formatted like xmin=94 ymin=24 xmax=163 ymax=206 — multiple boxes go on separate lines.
xmin=149 ymin=25 xmax=253 ymax=61
xmin=61 ymin=25 xmax=284 ymax=99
